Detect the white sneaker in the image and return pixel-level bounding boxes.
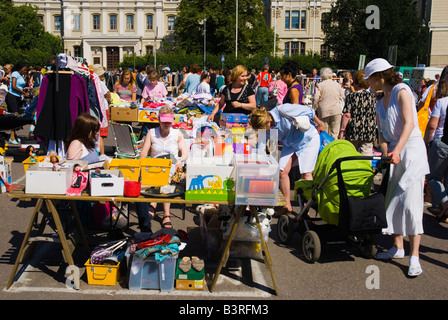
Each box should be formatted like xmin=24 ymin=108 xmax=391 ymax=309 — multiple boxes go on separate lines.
xmin=408 ymin=265 xmax=423 ymax=277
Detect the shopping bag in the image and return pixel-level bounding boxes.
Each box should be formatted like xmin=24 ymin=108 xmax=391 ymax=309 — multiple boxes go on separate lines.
xmin=319 ymin=131 xmax=334 ymax=153
xmin=417 ymin=85 xmax=434 ymax=137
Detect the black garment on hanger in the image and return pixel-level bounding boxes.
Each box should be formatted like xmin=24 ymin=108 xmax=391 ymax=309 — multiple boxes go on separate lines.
xmin=34 ymin=73 xmax=72 ymax=141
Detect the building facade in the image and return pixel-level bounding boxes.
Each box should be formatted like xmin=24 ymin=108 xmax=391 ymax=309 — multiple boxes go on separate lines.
xmin=427 ymin=0 xmax=448 ymax=67
xmin=266 ymin=0 xmax=337 ymax=58
xmin=14 ymin=0 xmax=179 ymax=70
xmin=13 ymin=0 xmax=446 ymax=69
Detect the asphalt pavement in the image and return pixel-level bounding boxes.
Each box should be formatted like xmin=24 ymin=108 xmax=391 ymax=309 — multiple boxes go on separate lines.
xmin=0 ymin=124 xmax=447 ymax=308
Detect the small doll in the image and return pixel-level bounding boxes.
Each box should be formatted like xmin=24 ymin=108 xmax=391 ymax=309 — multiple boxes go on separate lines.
xmin=71 ymin=164 xmax=83 ymax=188
xmin=26 ymin=146 xmax=37 ymax=162
xmin=49 ymin=152 xmax=60 ymax=171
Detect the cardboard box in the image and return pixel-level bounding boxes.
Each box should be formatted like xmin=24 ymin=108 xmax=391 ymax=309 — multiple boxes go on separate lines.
xmin=220 ymin=113 xmax=249 ymax=123
xmin=25 ymin=165 xmax=74 ymax=194
xmin=138 ymin=108 xmax=159 ymax=123
xmin=110 ymin=106 xmax=138 ymax=122
xmin=175 ymin=258 xmax=205 ymax=290
xmin=185 ymin=156 xmax=235 ymax=202
xmin=89 ymin=169 xmax=124 ymax=196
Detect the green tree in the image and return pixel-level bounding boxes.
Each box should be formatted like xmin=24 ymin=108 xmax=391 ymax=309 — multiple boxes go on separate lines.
xmin=0 ymin=0 xmax=63 ymax=66
xmin=174 ymin=0 xmax=275 ymax=58
xmin=322 ymin=0 xmax=428 ymax=69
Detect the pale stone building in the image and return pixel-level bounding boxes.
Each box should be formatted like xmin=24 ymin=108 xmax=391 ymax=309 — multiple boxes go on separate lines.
xmin=14 ymin=0 xmax=179 ymax=70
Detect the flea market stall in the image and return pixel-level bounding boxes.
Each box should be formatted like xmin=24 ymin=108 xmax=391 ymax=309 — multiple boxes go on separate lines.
xmin=4 ymin=76 xmax=283 ymax=294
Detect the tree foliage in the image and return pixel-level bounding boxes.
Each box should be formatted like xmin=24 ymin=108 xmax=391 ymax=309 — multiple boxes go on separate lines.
xmin=0 ymin=0 xmax=63 ymax=66
xmin=322 ymin=0 xmax=428 ymax=69
xmin=174 ymin=0 xmax=275 ymax=58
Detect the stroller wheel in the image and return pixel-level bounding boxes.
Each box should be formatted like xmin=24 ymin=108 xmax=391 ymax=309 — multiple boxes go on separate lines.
xmin=301 ymin=230 xmax=321 ymax=263
xmin=277 ymin=214 xmax=294 ymax=244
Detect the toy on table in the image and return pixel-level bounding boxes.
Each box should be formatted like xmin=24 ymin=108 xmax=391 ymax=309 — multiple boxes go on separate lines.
xmin=49 ymin=152 xmax=60 ymax=171
xmin=26 ymin=145 xmax=37 ymax=162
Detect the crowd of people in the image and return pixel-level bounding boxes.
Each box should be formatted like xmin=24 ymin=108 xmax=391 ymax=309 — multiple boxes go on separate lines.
xmin=1 ymin=57 xmax=447 ymax=278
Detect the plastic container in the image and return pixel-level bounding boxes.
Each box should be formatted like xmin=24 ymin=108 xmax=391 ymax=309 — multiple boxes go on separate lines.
xmin=84 ymin=259 xmax=121 ymax=286
xmin=233 ymin=154 xmax=279 ymax=206
xmin=140 ymin=158 xmax=172 ymax=187
xmin=124 ymin=180 xmax=141 ymax=197
xmin=109 ymin=159 xmax=141 ymax=181
xmin=128 ymin=254 xmax=177 ymax=291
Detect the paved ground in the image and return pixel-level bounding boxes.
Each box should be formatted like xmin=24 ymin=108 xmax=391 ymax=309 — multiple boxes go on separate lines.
xmin=0 ymin=125 xmax=447 ymax=309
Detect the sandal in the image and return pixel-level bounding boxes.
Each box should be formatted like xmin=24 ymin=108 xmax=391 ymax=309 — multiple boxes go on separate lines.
xmin=162 ymin=215 xmax=173 ymax=228
xmin=191 ymin=256 xmax=204 ymax=272
xmin=148 ymin=205 xmax=156 ymax=219
xmin=179 ymin=256 xmax=191 ymax=273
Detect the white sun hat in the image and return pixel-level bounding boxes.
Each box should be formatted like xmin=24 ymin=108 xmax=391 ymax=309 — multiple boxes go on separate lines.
xmin=364 ymin=58 xmax=394 ymax=80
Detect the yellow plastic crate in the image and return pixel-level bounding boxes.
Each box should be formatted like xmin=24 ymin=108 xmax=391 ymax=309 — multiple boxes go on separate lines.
xmin=84 ymin=259 xmax=120 ymax=286
xmin=140 ymin=158 xmax=172 ymax=186
xmin=109 ymin=159 xmax=141 ymax=182
xmin=22 ymin=156 xmax=50 ymax=173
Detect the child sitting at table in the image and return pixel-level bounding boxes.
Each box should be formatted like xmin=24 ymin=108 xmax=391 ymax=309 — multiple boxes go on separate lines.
xmin=140 ymin=71 xmax=168 ymax=103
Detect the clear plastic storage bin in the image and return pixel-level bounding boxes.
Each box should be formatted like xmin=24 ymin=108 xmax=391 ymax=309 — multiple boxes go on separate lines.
xmin=128 ymin=254 xmax=177 ymax=291
xmin=233 ymin=154 xmax=279 ymax=206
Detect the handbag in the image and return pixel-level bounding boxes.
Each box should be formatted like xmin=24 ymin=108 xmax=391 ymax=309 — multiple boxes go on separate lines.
xmin=319 ymin=130 xmax=334 ymax=153
xmin=417 ymin=85 xmax=434 ymax=137
xmin=278 ymin=105 xmax=311 ymax=132
xmin=347 ymin=193 xmax=388 ymax=233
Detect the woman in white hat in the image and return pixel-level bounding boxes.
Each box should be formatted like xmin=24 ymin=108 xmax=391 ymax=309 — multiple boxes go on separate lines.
xmin=365 ymin=58 xmax=429 ymax=277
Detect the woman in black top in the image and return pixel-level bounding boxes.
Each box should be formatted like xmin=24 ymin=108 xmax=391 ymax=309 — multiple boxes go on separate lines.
xmin=208 ymin=65 xmax=256 ymax=121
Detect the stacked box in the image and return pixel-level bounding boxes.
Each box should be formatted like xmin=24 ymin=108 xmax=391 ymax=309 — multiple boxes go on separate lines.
xmin=109 ymin=159 xmax=141 ymax=182
xmin=89 ymin=169 xmax=124 ymax=196
xmin=185 ymin=156 xmax=235 ymax=202
xmin=175 ymin=259 xmax=205 ymax=290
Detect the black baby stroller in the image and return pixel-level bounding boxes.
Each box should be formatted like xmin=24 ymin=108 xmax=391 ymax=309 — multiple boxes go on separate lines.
xmin=277 ymin=139 xmax=390 ymax=263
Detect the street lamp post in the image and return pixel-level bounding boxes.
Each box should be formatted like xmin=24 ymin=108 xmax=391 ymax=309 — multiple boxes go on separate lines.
xmin=235 ymin=0 xmax=238 ymax=59
xmin=204 ymin=18 xmax=207 ymax=70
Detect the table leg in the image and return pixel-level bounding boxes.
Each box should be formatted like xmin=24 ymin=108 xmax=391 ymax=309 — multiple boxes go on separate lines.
xmin=45 ymin=199 xmax=80 ymax=290
xmin=6 ymin=198 xmax=43 ymax=290
xmin=209 ymin=205 xmax=245 ymax=293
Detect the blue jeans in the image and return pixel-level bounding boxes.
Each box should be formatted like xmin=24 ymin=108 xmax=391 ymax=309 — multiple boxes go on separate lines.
xmin=135 ymin=203 xmax=152 ymax=232
xmin=256 ymin=86 xmax=269 ymax=105
xmin=24 ymin=96 xmax=38 ymax=119
xmin=426 ymin=139 xmax=448 ymax=207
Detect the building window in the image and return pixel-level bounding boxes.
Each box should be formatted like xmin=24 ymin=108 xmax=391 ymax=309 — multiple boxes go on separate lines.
xmin=284 ymin=42 xmax=290 ymax=57
xmin=285 ymin=10 xmax=306 ymax=30
xmin=110 ymin=15 xmax=117 ymax=30
xmin=126 ymin=15 xmax=134 ymax=30
xmin=285 ymin=11 xmax=290 ymax=29
xmin=300 ymin=11 xmax=306 ymax=29
xmin=146 ymin=14 xmax=153 ymax=30
xmin=300 ymin=41 xmax=306 ymax=55
xmin=146 ymin=45 xmax=154 ymax=54
xmin=73 ymin=14 xmax=80 ymax=31
xmin=168 ymin=16 xmax=175 ymax=31
xmin=55 ymin=15 xmax=61 ymax=31
xmin=285 ymin=41 xmax=306 ymax=56
xmin=38 ymin=15 xmax=43 ymax=25
xmin=74 ymin=45 xmax=82 ymax=57
xmin=291 ymin=11 xmax=299 ymax=29
xmin=93 ymin=14 xmax=100 ymax=30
